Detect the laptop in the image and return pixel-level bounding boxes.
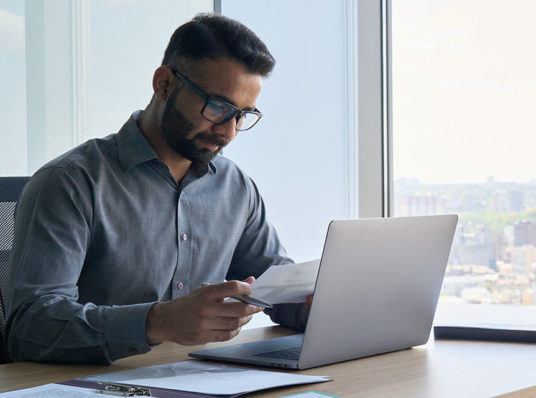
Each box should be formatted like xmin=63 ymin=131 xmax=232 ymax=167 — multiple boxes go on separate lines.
xmin=190 ymin=215 xmax=458 ymax=370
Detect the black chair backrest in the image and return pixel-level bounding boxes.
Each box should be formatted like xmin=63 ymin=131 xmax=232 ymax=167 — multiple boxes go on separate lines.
xmin=0 ymin=177 xmax=30 ymax=363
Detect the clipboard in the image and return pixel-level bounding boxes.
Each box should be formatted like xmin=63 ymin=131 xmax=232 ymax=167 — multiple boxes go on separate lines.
xmin=0 ymin=382 xmax=234 ymax=397
xmin=2 ymin=360 xmax=331 ymax=397
xmin=60 ymin=377 xmax=239 ymax=397
xmin=61 ymin=360 xmax=331 ymax=397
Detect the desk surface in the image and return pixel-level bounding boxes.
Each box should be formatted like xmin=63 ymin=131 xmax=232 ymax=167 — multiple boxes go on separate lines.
xmin=1 ymin=326 xmax=535 ymax=397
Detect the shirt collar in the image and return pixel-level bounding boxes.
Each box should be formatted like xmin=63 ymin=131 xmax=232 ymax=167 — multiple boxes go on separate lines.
xmin=116 ymin=111 xmax=218 ymax=175
xmin=116 ymin=111 xmax=159 ymax=171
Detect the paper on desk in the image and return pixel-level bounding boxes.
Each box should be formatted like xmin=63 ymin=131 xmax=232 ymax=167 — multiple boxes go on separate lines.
xmin=281 ymin=392 xmax=341 ymax=398
xmin=0 ymin=383 xmax=101 ymax=397
xmin=85 ymin=360 xmax=331 ymax=395
xmin=249 ymin=259 xmax=320 ymax=305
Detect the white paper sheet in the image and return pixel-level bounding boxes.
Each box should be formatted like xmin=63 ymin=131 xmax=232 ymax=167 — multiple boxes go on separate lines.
xmin=85 ymin=360 xmax=331 ymax=395
xmin=0 ymin=384 xmax=101 ymax=397
xmin=249 ymin=259 xmax=320 ymax=304
xmin=281 ymin=392 xmax=339 ymax=398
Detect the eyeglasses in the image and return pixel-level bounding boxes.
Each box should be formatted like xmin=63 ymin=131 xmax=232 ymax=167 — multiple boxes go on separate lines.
xmin=171 ymin=68 xmax=263 ymax=131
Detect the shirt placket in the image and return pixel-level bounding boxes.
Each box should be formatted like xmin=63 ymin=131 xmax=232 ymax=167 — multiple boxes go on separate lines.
xmin=172 ymin=189 xmax=192 ymax=299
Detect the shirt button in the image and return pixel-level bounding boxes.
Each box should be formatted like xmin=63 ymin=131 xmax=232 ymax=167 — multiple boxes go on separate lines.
xmin=177 ymin=281 xmax=184 ymax=290
xmin=181 ymin=233 xmax=188 ymax=241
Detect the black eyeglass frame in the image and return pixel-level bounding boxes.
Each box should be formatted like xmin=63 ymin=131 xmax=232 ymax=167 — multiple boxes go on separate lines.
xmin=171 ymin=68 xmax=263 ymax=131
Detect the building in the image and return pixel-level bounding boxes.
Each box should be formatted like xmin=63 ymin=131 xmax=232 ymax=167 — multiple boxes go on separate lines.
xmin=514 ymin=220 xmax=536 ymax=247
xmin=449 ymin=223 xmax=496 ymax=268
xmin=394 ymin=192 xmax=445 ymax=217
xmin=504 ymin=246 xmax=536 ymax=274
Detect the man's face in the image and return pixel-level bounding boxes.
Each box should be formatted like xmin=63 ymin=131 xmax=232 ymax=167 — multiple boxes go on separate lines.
xmin=160 ymin=58 xmax=263 ymax=165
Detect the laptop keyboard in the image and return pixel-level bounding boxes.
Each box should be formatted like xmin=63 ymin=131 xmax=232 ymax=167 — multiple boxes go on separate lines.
xmin=252 ymin=347 xmax=302 ymax=360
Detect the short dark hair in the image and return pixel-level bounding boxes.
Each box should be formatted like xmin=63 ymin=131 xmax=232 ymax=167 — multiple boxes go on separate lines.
xmin=162 ymin=13 xmax=275 ymax=77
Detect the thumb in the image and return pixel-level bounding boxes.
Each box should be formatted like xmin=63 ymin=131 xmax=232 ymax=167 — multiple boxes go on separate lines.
xmin=242 ymin=276 xmax=255 ymax=285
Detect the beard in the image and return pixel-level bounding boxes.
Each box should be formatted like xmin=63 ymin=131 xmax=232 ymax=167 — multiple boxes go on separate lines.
xmin=160 ymin=88 xmax=228 ymax=165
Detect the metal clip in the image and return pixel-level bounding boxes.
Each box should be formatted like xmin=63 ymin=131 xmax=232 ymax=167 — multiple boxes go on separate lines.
xmin=97 ymin=381 xmax=151 ymax=396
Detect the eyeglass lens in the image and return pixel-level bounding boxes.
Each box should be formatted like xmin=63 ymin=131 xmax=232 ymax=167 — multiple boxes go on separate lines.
xmin=204 ymin=98 xmax=260 ymax=131
xmin=236 ymin=112 xmax=259 ymax=131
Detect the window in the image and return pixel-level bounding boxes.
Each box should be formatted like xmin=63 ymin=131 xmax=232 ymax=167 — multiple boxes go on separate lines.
xmin=392 ymin=1 xmax=536 ymax=316
xmin=0 ymin=0 xmax=26 ymax=176
xmin=86 ymin=0 xmax=213 ymax=141
xmin=222 ymin=0 xmax=385 ymax=262
xmin=0 ymin=0 xmax=213 ymax=177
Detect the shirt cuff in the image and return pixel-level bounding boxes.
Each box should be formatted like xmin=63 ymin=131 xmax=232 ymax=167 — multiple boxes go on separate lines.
xmin=264 ymin=303 xmax=310 ymax=332
xmin=104 ymin=302 xmax=156 ymax=361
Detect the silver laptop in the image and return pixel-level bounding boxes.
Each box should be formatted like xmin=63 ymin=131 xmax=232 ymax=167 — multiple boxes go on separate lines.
xmin=190 ymin=215 xmax=458 ymax=370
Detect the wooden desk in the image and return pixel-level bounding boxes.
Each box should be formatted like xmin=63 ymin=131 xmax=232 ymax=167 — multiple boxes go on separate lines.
xmin=1 ymin=326 xmax=535 ymax=397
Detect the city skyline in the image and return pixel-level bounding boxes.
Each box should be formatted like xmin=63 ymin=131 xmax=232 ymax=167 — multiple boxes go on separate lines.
xmin=395 ymin=178 xmax=536 ymax=306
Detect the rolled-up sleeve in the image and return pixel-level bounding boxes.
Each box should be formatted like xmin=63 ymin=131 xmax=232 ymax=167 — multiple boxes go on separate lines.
xmin=6 ymin=166 xmax=153 ymax=363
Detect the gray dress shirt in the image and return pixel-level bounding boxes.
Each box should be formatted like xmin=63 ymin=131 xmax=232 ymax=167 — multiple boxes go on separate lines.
xmin=6 ymin=112 xmax=292 ymax=363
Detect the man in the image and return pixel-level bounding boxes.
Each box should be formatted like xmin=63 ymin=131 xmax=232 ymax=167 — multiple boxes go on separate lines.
xmin=6 ymin=13 xmax=307 ymax=364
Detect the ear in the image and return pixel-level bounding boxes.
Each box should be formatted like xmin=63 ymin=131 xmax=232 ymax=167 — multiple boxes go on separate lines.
xmin=152 ymin=66 xmax=175 ymax=101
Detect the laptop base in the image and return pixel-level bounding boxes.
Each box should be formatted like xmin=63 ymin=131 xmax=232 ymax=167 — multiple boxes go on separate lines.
xmin=190 ymin=334 xmax=304 ymax=369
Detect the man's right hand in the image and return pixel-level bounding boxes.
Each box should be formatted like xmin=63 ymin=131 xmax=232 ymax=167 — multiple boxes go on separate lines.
xmin=145 ymin=279 xmax=263 ymax=345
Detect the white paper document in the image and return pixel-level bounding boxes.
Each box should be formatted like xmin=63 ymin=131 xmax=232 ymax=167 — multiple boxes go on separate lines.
xmin=85 ymin=360 xmax=331 ymax=395
xmin=249 ymin=259 xmax=320 ymax=305
xmin=0 ymin=384 xmax=101 ymax=397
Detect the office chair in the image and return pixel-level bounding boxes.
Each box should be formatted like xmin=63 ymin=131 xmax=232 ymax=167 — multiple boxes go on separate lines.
xmin=0 ymin=177 xmax=29 ymax=364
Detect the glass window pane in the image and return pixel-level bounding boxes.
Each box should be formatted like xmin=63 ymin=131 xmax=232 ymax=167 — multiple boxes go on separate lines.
xmin=0 ymin=1 xmax=26 ymax=176
xmin=222 ymin=0 xmax=351 ymax=262
xmin=86 ymin=0 xmax=212 ymax=139
xmin=393 ymin=0 xmax=536 ymax=309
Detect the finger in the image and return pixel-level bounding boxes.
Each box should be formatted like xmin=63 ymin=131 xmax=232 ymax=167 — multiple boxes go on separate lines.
xmin=306 ymin=294 xmax=314 ymax=306
xmin=242 ymin=276 xmax=255 ymax=284
xmin=203 ymin=302 xmax=263 ymax=318
xmin=210 ymin=328 xmax=242 ymax=342
xmin=203 ymin=280 xmax=252 ymax=301
xmin=202 ymin=314 xmax=253 ymax=332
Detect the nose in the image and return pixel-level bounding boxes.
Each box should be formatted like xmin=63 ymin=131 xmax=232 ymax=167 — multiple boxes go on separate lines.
xmin=212 ymin=117 xmax=237 ymax=141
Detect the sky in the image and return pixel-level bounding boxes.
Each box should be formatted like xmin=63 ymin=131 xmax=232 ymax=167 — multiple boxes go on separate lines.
xmin=392 ymin=0 xmax=536 ymax=184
